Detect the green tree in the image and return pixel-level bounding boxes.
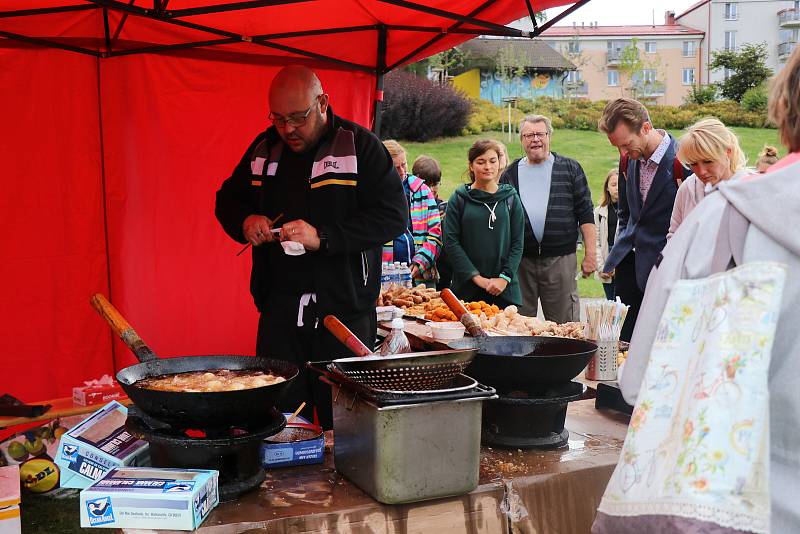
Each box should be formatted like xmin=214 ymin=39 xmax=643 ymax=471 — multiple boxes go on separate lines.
xmin=428 ymin=47 xmax=469 ymax=81
xmin=710 ymin=42 xmax=773 ymax=102
xmin=616 ymin=38 xmax=664 ymax=100
xmin=494 ymin=44 xmax=528 ymax=93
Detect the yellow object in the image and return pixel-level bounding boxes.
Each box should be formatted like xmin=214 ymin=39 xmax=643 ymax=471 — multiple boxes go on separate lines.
xmin=453 ymin=68 xmax=480 ymax=98
xmin=19 ymin=458 xmax=60 ymax=493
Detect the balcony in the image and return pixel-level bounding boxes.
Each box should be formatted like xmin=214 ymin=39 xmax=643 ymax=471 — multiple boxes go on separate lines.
xmin=638 ymin=81 xmax=666 ymax=98
xmin=564 ymin=81 xmax=589 ymax=96
xmin=778 ymin=40 xmax=797 ymax=60
xmin=606 ymin=50 xmax=625 ymax=65
xmin=779 ymin=8 xmax=800 ymax=27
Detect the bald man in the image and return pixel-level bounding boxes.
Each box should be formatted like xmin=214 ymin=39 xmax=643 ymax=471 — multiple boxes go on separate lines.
xmin=215 ymin=66 xmax=408 ymax=427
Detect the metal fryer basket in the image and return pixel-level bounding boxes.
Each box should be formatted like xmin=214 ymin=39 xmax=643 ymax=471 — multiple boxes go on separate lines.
xmin=330 ymin=349 xmax=476 ymax=391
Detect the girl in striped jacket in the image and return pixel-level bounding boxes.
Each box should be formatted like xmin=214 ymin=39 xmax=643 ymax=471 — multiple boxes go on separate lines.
xmin=382 ymin=140 xmax=442 ymax=283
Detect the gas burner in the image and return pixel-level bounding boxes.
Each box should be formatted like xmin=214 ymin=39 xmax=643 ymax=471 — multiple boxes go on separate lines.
xmin=126 ymin=406 xmax=285 ymax=501
xmin=481 ymin=381 xmax=585 ymax=450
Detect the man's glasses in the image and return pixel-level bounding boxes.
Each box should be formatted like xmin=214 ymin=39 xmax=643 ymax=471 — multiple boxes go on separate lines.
xmin=268 ymin=95 xmax=322 ymax=128
xmin=521 ymin=132 xmax=548 ymax=141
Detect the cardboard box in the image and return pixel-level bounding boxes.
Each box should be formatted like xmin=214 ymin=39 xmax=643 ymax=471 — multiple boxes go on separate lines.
xmin=0 ymin=505 xmax=20 ymax=534
xmin=0 ymin=466 xmax=21 ymax=534
xmin=261 ymin=414 xmax=324 ymax=468
xmin=55 ymin=401 xmax=149 ymax=489
xmin=79 ymin=467 xmax=218 ymax=530
xmin=72 ymin=384 xmax=125 ymax=407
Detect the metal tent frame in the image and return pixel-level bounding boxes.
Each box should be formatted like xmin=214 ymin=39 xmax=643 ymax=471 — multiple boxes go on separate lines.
xmin=0 ymin=0 xmax=590 ymax=133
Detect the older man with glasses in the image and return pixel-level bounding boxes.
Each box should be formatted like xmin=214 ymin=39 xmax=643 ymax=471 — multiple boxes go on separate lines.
xmin=500 ymin=114 xmax=596 ymax=322
xmin=215 ymin=65 xmax=408 ymax=427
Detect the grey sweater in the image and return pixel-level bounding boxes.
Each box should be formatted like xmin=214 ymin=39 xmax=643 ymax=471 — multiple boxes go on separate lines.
xmin=620 ymin=162 xmax=800 ymax=531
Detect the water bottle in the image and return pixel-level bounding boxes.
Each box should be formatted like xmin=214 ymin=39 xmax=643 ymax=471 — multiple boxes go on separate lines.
xmin=400 ymin=262 xmax=413 ymax=289
xmin=393 ymin=262 xmax=402 ymax=287
xmin=380 ymin=263 xmax=393 ymax=292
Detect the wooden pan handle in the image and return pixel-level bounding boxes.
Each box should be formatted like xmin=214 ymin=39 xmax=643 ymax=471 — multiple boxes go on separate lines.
xmin=323 ymin=315 xmax=373 ymax=357
xmin=90 ymin=293 xmax=158 ymax=363
xmin=440 ymin=288 xmax=488 ymax=338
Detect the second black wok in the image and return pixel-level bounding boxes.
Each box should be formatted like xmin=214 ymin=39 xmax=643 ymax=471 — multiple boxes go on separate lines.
xmin=448 ymin=335 xmax=597 ymax=387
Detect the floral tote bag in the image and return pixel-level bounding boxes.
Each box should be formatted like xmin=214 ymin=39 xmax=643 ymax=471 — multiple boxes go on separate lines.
xmin=593 ymin=262 xmax=786 ymax=534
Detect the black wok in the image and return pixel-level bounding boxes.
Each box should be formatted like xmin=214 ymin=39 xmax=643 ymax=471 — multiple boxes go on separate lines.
xmin=447 ymin=336 xmax=597 ymax=387
xmin=440 ymin=289 xmax=597 ymax=388
xmin=91 ymin=294 xmax=298 ymax=429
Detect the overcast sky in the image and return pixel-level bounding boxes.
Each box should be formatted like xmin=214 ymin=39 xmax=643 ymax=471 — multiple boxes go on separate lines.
xmin=543 ymin=0 xmax=700 ymax=26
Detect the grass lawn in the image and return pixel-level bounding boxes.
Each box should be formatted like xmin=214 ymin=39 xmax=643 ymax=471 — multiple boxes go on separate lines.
xmin=402 ymin=127 xmax=782 ymax=298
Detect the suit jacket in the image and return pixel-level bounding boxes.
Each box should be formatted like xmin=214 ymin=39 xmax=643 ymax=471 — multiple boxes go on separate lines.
xmin=603 ymin=137 xmax=688 ymax=290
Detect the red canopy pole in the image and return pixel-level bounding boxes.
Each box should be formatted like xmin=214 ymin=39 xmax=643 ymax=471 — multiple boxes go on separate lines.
xmin=372 ymin=24 xmax=388 ymax=136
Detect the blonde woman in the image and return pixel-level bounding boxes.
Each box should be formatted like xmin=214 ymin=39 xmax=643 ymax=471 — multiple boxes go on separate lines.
xmin=669 ymin=118 xmax=749 ymax=238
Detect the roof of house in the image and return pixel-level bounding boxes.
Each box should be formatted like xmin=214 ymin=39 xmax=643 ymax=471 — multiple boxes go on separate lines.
xmin=676 ymin=0 xmax=711 ymax=20
xmin=458 ymin=37 xmax=576 ymax=70
xmin=540 ymin=24 xmax=704 ymax=38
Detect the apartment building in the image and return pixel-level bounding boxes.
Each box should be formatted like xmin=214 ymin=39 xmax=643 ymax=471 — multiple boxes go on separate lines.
xmin=676 ymin=0 xmax=798 ymax=84
xmin=539 ymin=17 xmax=705 ymax=106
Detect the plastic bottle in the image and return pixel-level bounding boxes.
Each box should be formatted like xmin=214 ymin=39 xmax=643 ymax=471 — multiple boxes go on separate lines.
xmin=380 ymin=263 xmax=393 ymax=292
xmin=392 ymin=262 xmax=402 ymax=287
xmin=379 ymin=307 xmax=412 ymax=355
xmin=399 ymin=262 xmax=412 ymax=289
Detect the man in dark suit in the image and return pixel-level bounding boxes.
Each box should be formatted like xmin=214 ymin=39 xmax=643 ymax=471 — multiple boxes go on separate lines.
xmin=598 ymin=98 xmax=691 ymax=341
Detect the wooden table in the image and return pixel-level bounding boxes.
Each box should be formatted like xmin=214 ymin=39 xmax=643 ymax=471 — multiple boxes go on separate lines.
xmin=0 ymin=397 xmax=131 ymax=429
xmin=134 ymin=399 xmax=627 ymax=534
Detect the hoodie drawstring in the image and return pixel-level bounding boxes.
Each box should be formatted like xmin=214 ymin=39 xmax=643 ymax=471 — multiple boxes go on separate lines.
xmin=483 ymin=201 xmax=499 ymax=230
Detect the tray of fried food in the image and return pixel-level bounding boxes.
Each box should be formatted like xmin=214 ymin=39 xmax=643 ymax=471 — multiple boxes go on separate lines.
xmin=377 ymin=284 xmax=440 ymax=309
xmin=404 ymin=297 xmax=445 ymax=319
xmin=424 ymin=305 xmax=457 ymax=322
xmin=478 ymin=305 xmax=587 ymax=339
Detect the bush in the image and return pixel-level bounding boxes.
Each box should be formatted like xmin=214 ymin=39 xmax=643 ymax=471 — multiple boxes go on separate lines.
xmin=684 ymin=84 xmax=717 ymax=105
xmin=463 ymin=95 xmax=771 ymax=134
xmin=380 ymin=70 xmax=471 ymax=141
xmin=741 ymin=85 xmax=768 ymax=114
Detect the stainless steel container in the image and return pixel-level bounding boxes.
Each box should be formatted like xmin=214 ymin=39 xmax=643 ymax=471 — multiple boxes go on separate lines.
xmin=331 ymin=384 xmax=485 ymax=504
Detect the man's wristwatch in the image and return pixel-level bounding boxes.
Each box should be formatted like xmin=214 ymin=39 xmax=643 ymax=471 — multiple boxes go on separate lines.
xmin=318 ymin=231 xmax=329 ymax=253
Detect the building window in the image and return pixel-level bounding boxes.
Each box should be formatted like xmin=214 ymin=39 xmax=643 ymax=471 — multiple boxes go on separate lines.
xmin=568 ymin=40 xmax=581 ymax=54
xmin=682 ymin=68 xmax=695 ymax=85
xmin=608 ymin=70 xmax=619 ymax=86
xmin=724 ymin=3 xmax=738 ymax=20
xmin=641 ymin=69 xmax=657 ymax=84
xmin=683 ymin=40 xmax=696 ymax=57
xmin=725 ymin=31 xmax=736 ymax=51
xmin=565 ymin=70 xmax=581 ymax=84
xmin=644 ymin=41 xmax=657 ymax=53
xmin=724 ymin=68 xmax=734 ymax=80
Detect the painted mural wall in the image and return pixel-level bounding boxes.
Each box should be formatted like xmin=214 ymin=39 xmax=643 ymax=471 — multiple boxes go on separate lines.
xmin=479 ymin=70 xmax=565 ymax=104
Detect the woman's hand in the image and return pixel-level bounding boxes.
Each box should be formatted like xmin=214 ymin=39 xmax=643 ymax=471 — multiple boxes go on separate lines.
xmin=485 ymin=278 xmax=508 ymax=296
xmin=471 ymin=275 xmax=489 ymax=290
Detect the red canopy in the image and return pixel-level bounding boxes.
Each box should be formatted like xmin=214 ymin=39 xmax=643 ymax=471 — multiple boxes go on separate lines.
xmin=0 ymin=0 xmax=585 ymax=401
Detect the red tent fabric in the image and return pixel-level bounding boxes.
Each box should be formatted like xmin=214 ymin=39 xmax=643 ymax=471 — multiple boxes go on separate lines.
xmin=0 ymin=0 xmax=583 ymax=401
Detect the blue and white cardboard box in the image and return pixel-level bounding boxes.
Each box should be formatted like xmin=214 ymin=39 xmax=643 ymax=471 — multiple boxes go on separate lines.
xmin=261 ymin=414 xmax=325 ymax=468
xmin=55 ymin=401 xmax=149 ymax=489
xmin=79 ymin=467 xmax=219 ymax=530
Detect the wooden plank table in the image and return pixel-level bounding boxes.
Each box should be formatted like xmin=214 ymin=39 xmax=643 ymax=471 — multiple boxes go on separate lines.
xmin=136 ymin=399 xmax=628 ymax=534
xmin=0 ymin=397 xmax=131 ymax=429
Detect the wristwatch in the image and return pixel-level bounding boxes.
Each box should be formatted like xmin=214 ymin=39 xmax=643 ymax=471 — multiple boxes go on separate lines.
xmin=318 ymin=231 xmax=329 ymax=253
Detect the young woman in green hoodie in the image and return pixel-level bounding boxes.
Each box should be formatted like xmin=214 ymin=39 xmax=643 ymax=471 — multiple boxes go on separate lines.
xmin=443 ymin=139 xmax=525 ymax=306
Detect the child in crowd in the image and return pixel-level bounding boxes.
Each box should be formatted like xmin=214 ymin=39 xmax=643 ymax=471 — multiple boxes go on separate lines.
xmin=382 ymin=141 xmax=442 ymax=284
xmin=756 ymin=145 xmax=779 ymax=173
xmin=412 ymin=155 xmax=452 ymax=289
xmin=594 ymin=169 xmax=619 ymax=301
